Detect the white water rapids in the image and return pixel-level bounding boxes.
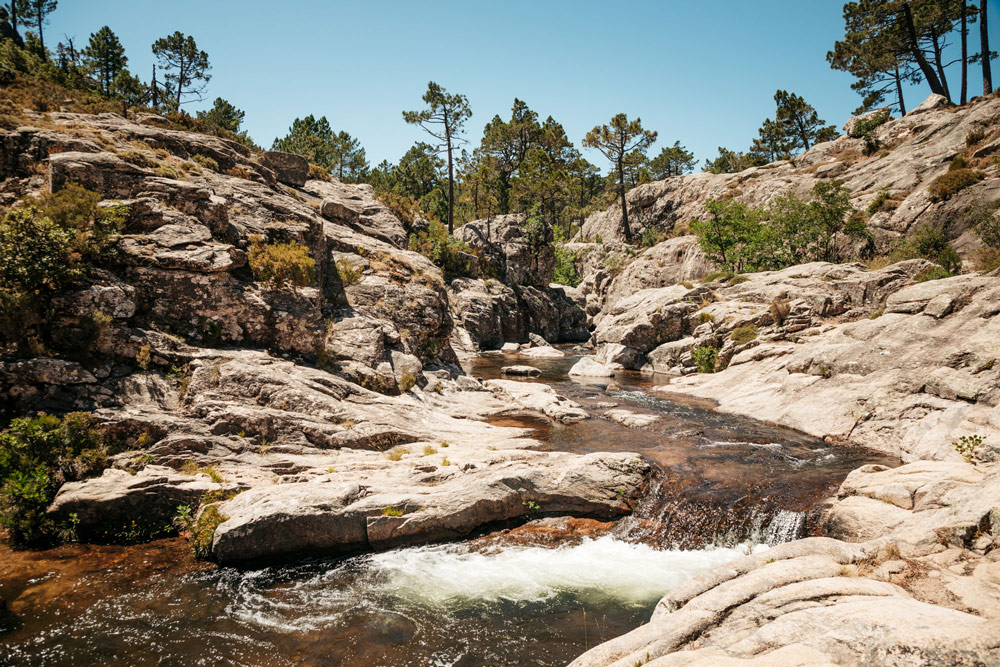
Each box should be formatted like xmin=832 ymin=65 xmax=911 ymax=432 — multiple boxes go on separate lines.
xmin=227 ymin=536 xmax=768 ymax=633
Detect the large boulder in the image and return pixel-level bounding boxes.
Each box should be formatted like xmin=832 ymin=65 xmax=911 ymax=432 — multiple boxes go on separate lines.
xmin=259 ymin=151 xmax=309 ymax=187
xmin=455 ymin=214 xmax=555 ymax=287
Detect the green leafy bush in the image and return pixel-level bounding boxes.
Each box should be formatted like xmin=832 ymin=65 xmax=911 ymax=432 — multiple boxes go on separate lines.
xmin=0 ymin=413 xmax=120 ymax=545
xmin=247 ymin=235 xmax=316 ymax=288
xmin=693 ymin=345 xmax=718 ymax=373
xmin=852 ymin=112 xmax=888 ymax=154
xmin=952 ymin=434 xmax=985 ymax=463
xmin=553 ymin=225 xmax=580 ymax=286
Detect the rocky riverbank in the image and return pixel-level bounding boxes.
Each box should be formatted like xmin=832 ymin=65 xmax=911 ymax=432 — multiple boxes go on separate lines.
xmin=2 ymin=93 xmax=1000 ymax=665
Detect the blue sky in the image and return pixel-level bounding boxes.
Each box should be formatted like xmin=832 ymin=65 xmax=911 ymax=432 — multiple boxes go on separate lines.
xmin=45 ymin=0 xmax=999 ymax=171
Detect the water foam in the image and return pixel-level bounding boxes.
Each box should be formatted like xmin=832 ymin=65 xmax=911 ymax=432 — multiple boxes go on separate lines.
xmin=368 ymin=535 xmax=763 ymax=607
xmin=225 ymin=536 xmax=765 ymax=632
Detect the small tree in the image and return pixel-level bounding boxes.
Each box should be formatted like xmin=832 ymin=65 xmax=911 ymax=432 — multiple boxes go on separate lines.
xmin=773 ymin=90 xmax=837 ymax=153
xmin=197 ymin=97 xmax=245 ymax=133
xmin=82 ymin=26 xmax=127 ymax=97
xmin=109 ymin=70 xmax=145 ymax=118
xmin=403 ymin=82 xmax=472 ymax=234
xmin=691 ymin=199 xmax=767 ymax=273
xmin=151 ymin=31 xmax=211 ymax=108
xmin=583 ymin=114 xmax=657 ymax=242
xmin=272 ymin=114 xmax=336 ymax=166
xmin=15 ymin=0 xmax=56 ymax=51
xmin=648 ymin=141 xmax=697 ymax=178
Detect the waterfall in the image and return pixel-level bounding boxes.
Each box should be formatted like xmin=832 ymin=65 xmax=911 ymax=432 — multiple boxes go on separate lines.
xmin=762 ymin=509 xmax=806 ymax=545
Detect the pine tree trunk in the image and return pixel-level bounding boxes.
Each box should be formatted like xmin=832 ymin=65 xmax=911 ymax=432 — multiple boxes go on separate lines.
xmin=617 ymin=158 xmax=631 ymax=242
xmin=894 ymin=65 xmax=907 ymax=114
xmin=983 ymin=0 xmax=994 ymax=95
xmin=900 ymin=3 xmax=948 ymax=98
xmin=9 ymin=1 xmax=16 ymax=30
xmin=932 ymin=34 xmax=952 ymax=101
xmin=961 ymin=0 xmax=969 ymax=105
xmin=446 ymin=132 xmax=454 ymax=234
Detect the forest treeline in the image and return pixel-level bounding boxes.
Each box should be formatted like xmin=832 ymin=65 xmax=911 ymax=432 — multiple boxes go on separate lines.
xmin=0 ymin=0 xmax=995 ymax=242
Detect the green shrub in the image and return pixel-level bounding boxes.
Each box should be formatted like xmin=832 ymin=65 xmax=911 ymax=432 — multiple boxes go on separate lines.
xmin=697 ymin=312 xmax=715 ymax=324
xmin=852 ymin=111 xmax=888 ymax=155
xmin=889 ymin=226 xmax=962 ymax=274
xmin=154 ymin=164 xmax=180 ymax=180
xmin=192 ymin=154 xmax=220 ymax=172
xmin=0 ymin=207 xmax=79 ymax=292
xmin=929 ymin=168 xmax=984 ymax=201
xmin=423 ymin=445 xmax=438 ymax=456
xmin=867 ymin=189 xmax=892 ymax=216
xmin=0 ymin=412 xmax=120 ymax=544
xmin=693 ymin=346 xmax=718 ymax=373
xmin=382 ymin=506 xmax=404 ymax=517
xmin=552 ymin=225 xmax=580 ymax=286
xmin=730 ymin=324 xmax=759 ymax=345
xmin=336 ymin=257 xmax=362 ymax=286
xmin=916 ymin=266 xmax=952 ymax=282
xmin=728 ymin=275 xmax=750 ymax=284
xmin=639 ymin=225 xmax=667 ymax=248
xmin=700 ymin=270 xmax=734 ymax=283
xmin=247 ymin=235 xmax=316 ymax=288
xmin=966 ymin=201 xmax=1000 ymax=250
xmin=952 ymin=434 xmax=985 ymax=463
xmin=191 ymin=505 xmax=225 ymax=559
xmin=399 ymin=370 xmax=416 ymax=392
xmin=407 ymin=219 xmax=477 ymax=278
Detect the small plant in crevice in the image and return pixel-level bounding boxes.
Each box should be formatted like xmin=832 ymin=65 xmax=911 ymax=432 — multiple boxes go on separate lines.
xmin=385 ymin=447 xmax=409 ymax=461
xmin=693 ymin=345 xmax=718 ymax=373
xmin=522 ymin=499 xmax=540 ymax=516
xmin=382 ymin=506 xmax=404 ymax=517
xmin=423 ymin=445 xmax=438 ymax=456
xmin=953 ymin=434 xmax=985 ymax=463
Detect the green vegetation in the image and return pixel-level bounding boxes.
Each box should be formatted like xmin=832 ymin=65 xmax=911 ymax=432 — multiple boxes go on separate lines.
xmin=247 ymin=235 xmax=316 ymax=289
xmin=730 ymin=324 xmax=759 ymax=345
xmin=552 ymin=225 xmax=580 ymax=286
xmin=192 ymin=154 xmax=220 ymax=172
xmin=335 ymin=257 xmax=362 ymax=286
xmin=704 ymin=91 xmax=835 ymax=171
xmin=272 ymin=114 xmax=368 ymax=182
xmin=693 ymin=346 xmax=718 ymax=373
xmin=423 ymin=445 xmax=437 ymax=456
xmin=888 ymin=226 xmax=962 ymax=275
xmin=441 ymin=456 xmax=451 ymax=466
xmin=692 ymin=182 xmax=867 ymax=273
xmin=398 ymin=370 xmax=417 ymax=392
xmin=916 ymin=266 xmax=953 ymax=282
xmin=953 ymin=434 xmax=985 ymax=463
xmin=929 ymin=167 xmax=984 ymax=202
xmin=0 ymin=412 xmax=121 ymax=545
xmin=190 ymin=505 xmax=224 ymax=559
xmin=407 ymin=219 xmax=477 ymax=278
xmin=382 ymin=506 xmax=404 ymax=517
xmin=852 ymin=112 xmax=888 ymax=154
xmin=583 ymin=113 xmax=657 ymax=241
xmin=0 ymin=185 xmax=127 ymax=357
xmin=522 ymin=499 xmax=540 ymax=516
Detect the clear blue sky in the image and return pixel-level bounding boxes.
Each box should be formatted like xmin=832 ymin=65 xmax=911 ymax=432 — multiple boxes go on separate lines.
xmin=46 ymin=0 xmax=999 ymax=171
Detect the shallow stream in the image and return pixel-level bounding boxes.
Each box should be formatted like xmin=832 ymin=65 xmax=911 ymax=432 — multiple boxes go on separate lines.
xmin=0 ymin=350 xmax=896 ymax=666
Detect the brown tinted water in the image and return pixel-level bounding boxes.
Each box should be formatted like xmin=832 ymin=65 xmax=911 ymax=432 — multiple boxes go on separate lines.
xmin=0 ymin=351 xmax=896 ymax=666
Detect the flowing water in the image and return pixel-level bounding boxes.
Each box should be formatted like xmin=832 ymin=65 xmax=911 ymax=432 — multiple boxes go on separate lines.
xmin=0 ymin=349 xmax=896 ymax=666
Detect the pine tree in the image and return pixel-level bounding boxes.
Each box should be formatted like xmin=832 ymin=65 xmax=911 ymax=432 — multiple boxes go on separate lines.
xmin=403 ymin=82 xmax=472 ymax=233
xmin=773 ymin=90 xmax=837 ymax=153
xmin=82 ymin=26 xmax=127 ymax=97
xmin=648 ymin=141 xmax=697 ymax=178
xmin=151 ymin=31 xmax=211 ymax=108
xmin=15 ymin=0 xmax=55 ymax=51
xmin=583 ymin=114 xmax=657 ymax=242
xmin=197 ymin=98 xmax=245 ymax=133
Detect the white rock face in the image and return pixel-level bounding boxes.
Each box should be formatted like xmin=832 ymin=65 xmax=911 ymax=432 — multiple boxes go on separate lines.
xmin=568 ymin=356 xmax=615 ymax=378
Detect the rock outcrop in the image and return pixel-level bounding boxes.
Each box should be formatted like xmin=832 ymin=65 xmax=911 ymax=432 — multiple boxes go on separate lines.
xmin=576 ymin=93 xmax=1000 ymax=262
